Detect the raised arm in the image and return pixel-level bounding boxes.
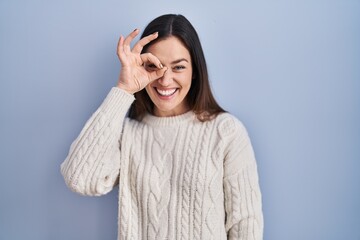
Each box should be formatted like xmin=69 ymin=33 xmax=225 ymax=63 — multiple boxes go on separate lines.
xmin=60 ymin=88 xmax=134 ymax=196
xmin=60 ymin=29 xmax=167 ymax=196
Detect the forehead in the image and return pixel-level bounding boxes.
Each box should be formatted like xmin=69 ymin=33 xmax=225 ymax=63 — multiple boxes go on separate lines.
xmin=146 ymin=36 xmax=191 ymax=63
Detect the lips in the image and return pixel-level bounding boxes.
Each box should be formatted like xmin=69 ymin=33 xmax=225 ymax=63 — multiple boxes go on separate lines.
xmin=155 ymin=88 xmax=178 ymax=97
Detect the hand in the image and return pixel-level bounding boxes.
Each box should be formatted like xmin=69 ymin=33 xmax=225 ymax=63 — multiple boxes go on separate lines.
xmin=116 ymin=29 xmax=167 ymax=94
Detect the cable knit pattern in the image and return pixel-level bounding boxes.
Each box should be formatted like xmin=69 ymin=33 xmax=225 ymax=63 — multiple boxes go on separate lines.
xmin=61 ymin=87 xmax=264 ymax=240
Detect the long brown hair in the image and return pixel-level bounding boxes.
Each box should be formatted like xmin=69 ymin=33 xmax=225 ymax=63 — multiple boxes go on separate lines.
xmin=128 ymin=14 xmax=225 ymax=122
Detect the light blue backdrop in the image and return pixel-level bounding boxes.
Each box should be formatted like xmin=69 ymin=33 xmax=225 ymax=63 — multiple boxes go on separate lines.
xmin=0 ymin=0 xmax=359 ymax=239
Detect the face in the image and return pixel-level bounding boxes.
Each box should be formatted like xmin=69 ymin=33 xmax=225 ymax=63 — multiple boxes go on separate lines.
xmin=144 ymin=36 xmax=193 ymax=117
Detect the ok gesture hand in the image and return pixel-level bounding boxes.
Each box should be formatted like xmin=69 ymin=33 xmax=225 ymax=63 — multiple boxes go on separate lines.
xmin=117 ymin=29 xmax=167 ymax=94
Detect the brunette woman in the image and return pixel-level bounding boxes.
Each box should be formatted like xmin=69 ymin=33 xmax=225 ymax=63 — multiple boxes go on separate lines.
xmin=61 ymin=14 xmax=263 ymax=240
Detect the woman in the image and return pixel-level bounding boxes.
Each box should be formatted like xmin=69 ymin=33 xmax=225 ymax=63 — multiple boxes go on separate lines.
xmin=61 ymin=14 xmax=263 ymax=240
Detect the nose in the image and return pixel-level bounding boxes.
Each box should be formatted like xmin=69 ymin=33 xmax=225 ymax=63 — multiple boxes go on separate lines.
xmin=157 ymin=68 xmax=173 ymax=86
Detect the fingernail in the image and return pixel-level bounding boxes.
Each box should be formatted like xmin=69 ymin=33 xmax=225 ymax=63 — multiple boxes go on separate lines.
xmin=159 ymin=63 xmax=163 ymax=69
xmin=133 ymin=28 xmax=138 ymax=32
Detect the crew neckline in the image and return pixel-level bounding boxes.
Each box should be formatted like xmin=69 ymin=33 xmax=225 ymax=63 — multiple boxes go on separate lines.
xmin=142 ymin=111 xmax=197 ymax=126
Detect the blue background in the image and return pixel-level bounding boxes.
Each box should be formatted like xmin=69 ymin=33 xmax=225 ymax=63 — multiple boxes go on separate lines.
xmin=1 ymin=0 xmax=359 ymax=239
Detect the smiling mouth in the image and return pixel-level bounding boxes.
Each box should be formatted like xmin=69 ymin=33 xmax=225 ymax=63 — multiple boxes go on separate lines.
xmin=155 ymin=88 xmax=178 ymax=97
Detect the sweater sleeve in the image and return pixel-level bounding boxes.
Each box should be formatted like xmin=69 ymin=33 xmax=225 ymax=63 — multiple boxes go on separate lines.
xmin=60 ymin=87 xmax=135 ymax=196
xmin=221 ymin=116 xmax=264 ymax=240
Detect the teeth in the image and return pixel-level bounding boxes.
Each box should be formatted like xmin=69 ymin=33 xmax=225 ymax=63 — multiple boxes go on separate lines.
xmin=156 ymin=88 xmax=177 ymax=96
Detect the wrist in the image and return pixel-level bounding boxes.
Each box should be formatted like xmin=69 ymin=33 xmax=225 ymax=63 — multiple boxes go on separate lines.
xmin=116 ymin=83 xmax=135 ymax=95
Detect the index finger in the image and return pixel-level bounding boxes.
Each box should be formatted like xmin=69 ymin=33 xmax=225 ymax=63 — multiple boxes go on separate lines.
xmin=132 ymin=32 xmax=159 ymax=54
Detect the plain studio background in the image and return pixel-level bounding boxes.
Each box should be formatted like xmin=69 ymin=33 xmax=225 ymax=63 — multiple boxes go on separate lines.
xmin=0 ymin=0 xmax=359 ymax=239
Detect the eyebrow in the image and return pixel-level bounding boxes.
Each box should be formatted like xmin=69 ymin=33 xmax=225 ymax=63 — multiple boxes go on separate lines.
xmin=171 ymin=58 xmax=189 ymax=64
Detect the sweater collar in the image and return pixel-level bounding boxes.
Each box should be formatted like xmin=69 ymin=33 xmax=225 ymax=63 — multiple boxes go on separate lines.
xmin=142 ymin=111 xmax=196 ymax=127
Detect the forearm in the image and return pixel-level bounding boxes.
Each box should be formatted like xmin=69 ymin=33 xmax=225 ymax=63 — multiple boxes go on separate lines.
xmin=224 ymin=161 xmax=263 ymax=239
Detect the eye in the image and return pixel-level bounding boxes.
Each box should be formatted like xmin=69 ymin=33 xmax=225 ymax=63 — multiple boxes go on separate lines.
xmin=173 ymin=65 xmax=186 ymax=71
xmin=145 ymin=64 xmax=157 ymax=71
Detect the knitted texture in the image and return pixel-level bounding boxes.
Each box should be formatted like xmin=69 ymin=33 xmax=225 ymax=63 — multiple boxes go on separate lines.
xmin=61 ymin=87 xmax=264 ymax=240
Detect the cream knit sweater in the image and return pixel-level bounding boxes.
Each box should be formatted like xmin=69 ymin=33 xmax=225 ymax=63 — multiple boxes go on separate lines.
xmin=61 ymin=87 xmax=263 ymax=240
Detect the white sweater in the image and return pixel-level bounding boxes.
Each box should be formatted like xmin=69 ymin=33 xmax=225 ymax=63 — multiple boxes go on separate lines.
xmin=61 ymin=87 xmax=263 ymax=240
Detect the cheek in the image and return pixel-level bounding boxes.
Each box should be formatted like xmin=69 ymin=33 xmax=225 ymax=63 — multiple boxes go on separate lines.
xmin=180 ymin=72 xmax=193 ymax=88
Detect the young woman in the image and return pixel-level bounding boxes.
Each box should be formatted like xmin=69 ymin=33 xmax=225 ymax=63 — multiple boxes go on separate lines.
xmin=61 ymin=14 xmax=263 ymax=240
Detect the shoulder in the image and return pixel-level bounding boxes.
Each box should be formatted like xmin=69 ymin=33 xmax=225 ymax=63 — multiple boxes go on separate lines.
xmin=213 ymin=112 xmax=248 ymax=139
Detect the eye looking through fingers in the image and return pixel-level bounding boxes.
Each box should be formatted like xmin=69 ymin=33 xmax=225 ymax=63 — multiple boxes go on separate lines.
xmin=144 ymin=63 xmax=157 ymax=72
xmin=140 ymin=52 xmax=163 ymax=70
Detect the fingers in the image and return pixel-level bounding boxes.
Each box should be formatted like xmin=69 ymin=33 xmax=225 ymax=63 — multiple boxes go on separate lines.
xmin=122 ymin=29 xmax=158 ymax=54
xmin=140 ymin=53 xmax=163 ymax=69
xmin=123 ymin=29 xmax=140 ymax=53
xmin=148 ymin=67 xmax=168 ymax=83
xmin=117 ymin=29 xmax=158 ymax=63
xmin=132 ymin=32 xmax=158 ymax=54
xmin=117 ymin=29 xmax=140 ymax=62
xmin=117 ymin=35 xmax=125 ymax=62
